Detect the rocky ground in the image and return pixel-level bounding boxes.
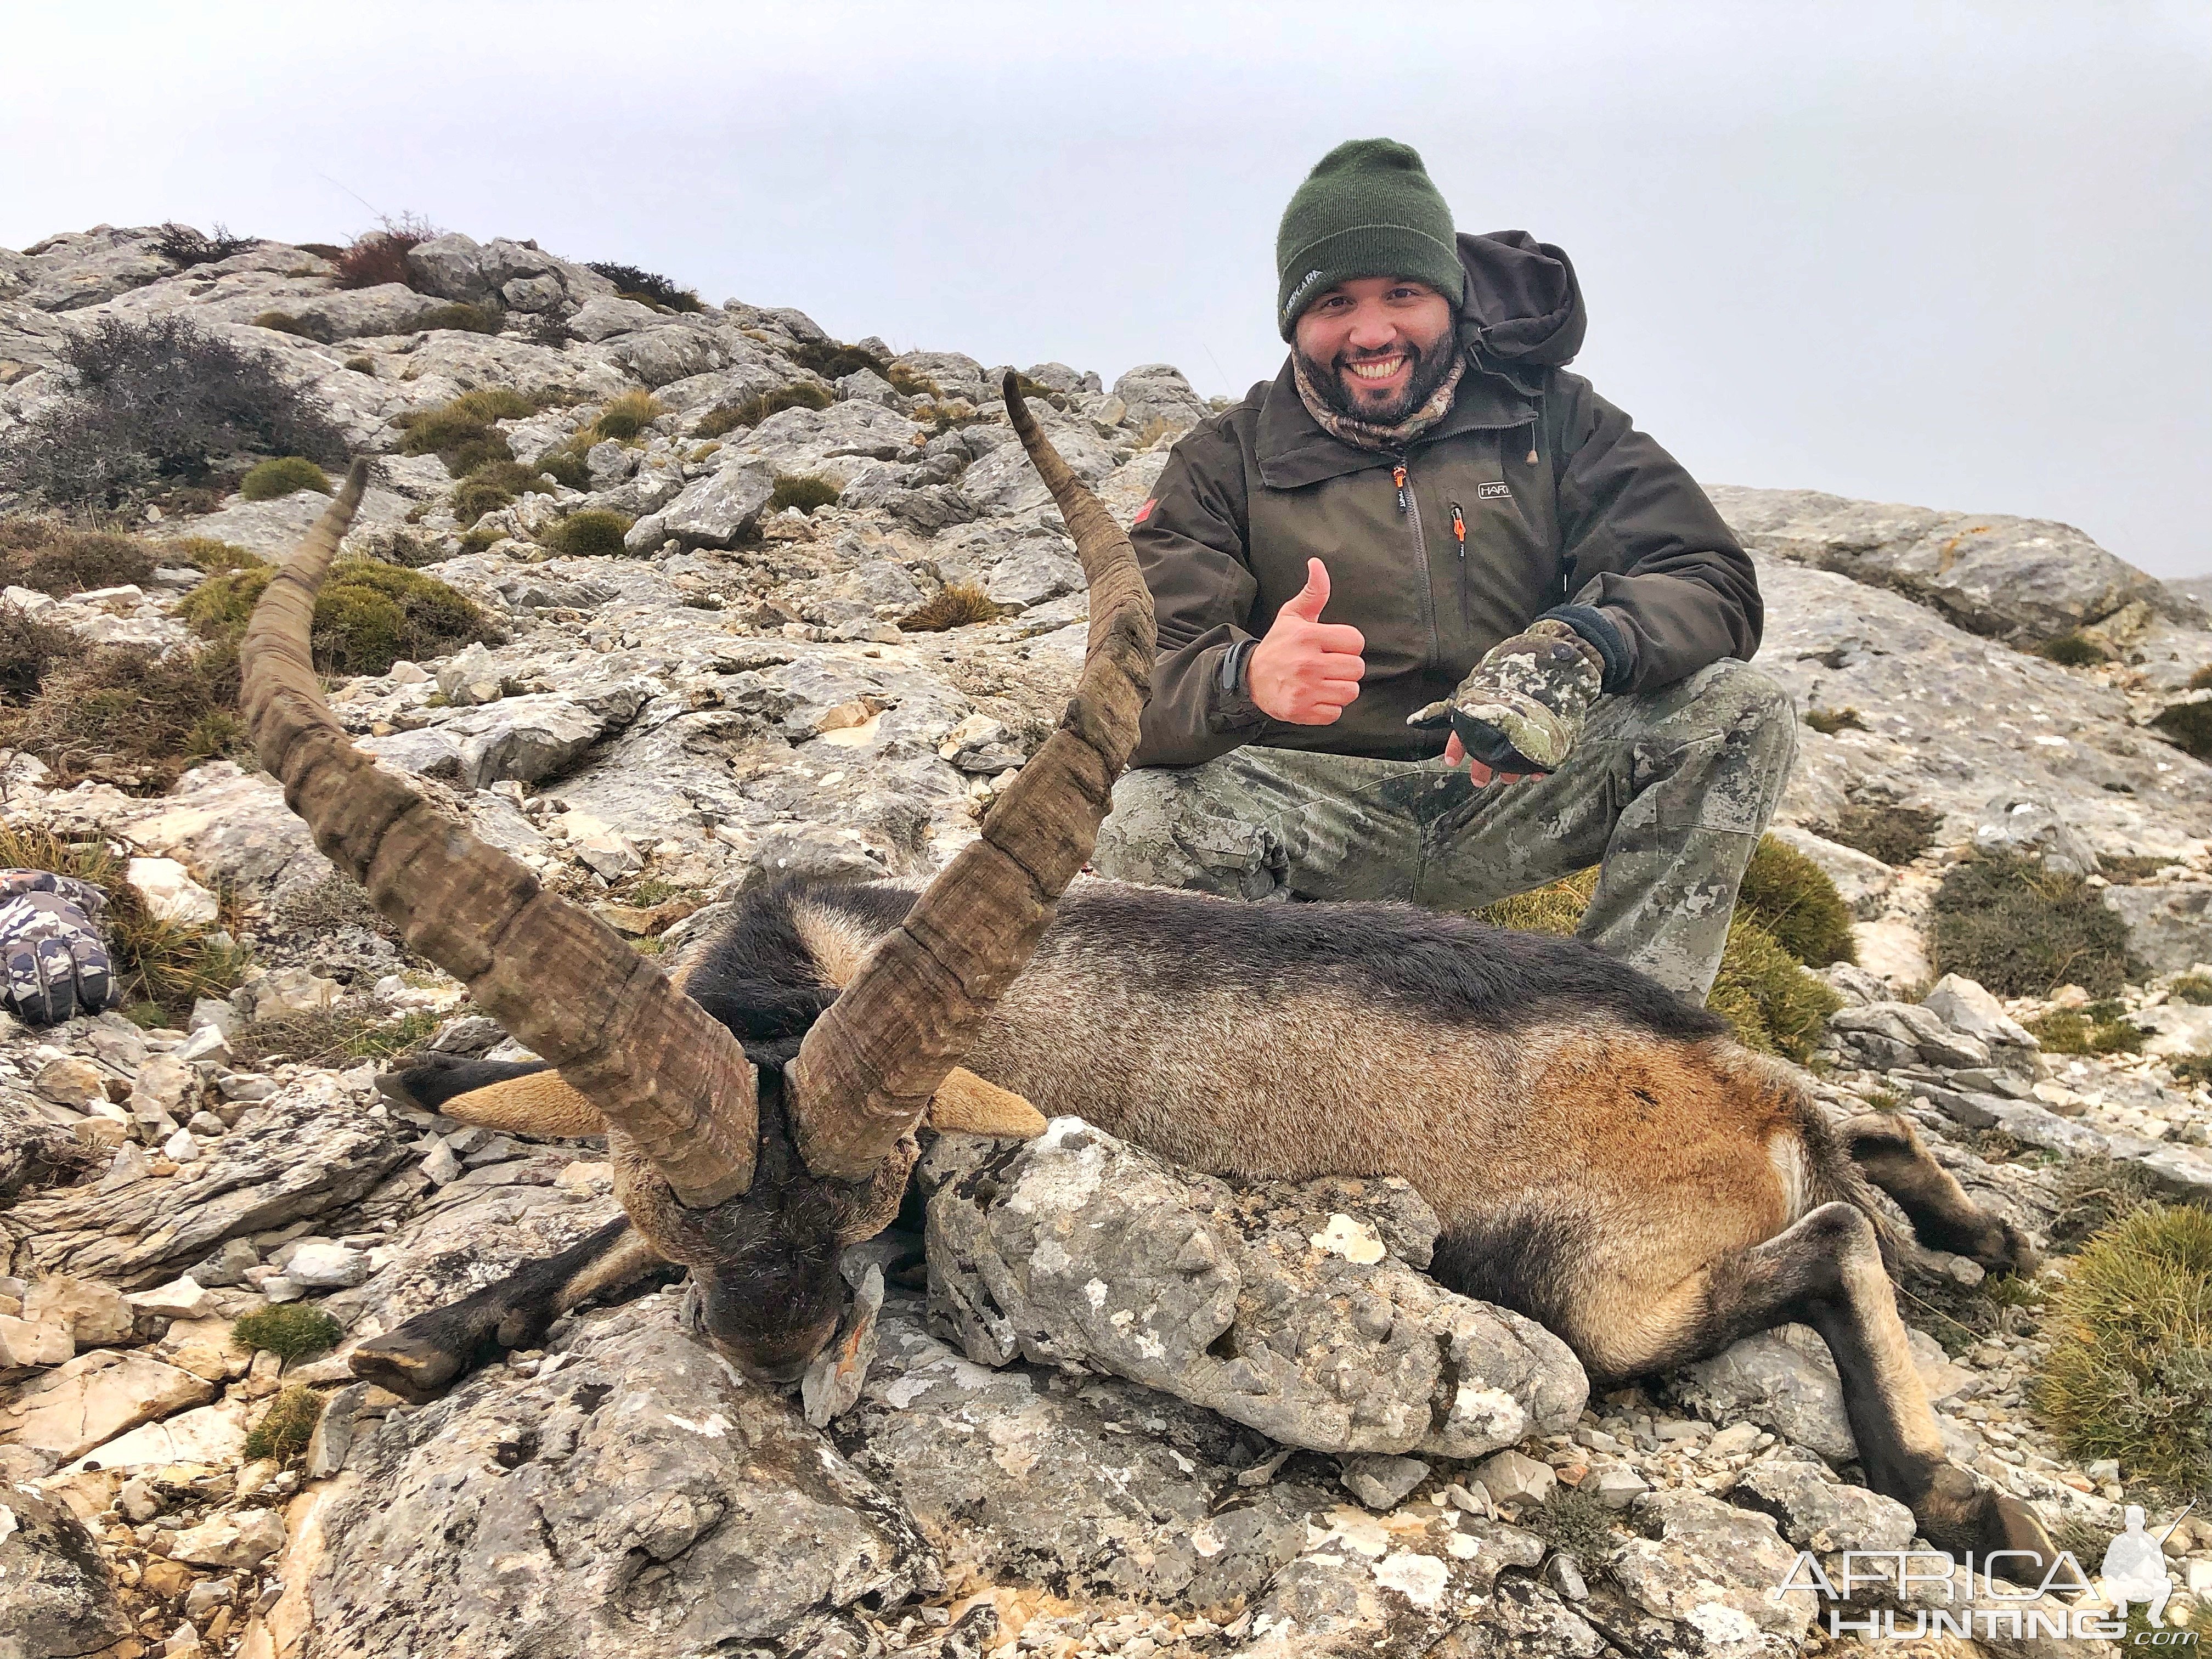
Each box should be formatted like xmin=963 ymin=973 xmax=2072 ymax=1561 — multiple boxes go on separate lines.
xmin=3 ymin=223 xmax=2210 ymax=1659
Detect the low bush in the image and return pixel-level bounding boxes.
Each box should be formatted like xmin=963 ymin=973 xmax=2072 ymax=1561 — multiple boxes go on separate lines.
xmin=695 ymin=381 xmax=832 ymax=437
xmin=769 ymin=473 xmax=840 ymax=515
xmin=181 ymin=558 xmax=501 ymax=676
xmin=251 ymin=311 xmax=328 ymax=342
xmin=153 ymin=223 xmax=256 ymax=267
xmin=238 ymin=455 xmax=332 ymax=501
xmin=1474 ymin=866 xmax=1839 ymax=1059
xmin=2048 ymin=1156 xmax=2170 ymax=1255
xmin=331 ymin=213 xmax=434 ymax=291
xmin=788 ymin=339 xmax=890 ymax=381
xmin=2169 ymin=973 xmax=2212 ymax=1005
xmin=899 ymin=582 xmax=1001 ymax=632
xmin=884 ymin=363 xmax=940 ymax=398
xmin=2035 ymin=632 xmax=2107 ymax=667
xmin=233 ymin=1304 xmax=343 ymax=1362
xmin=411 ymin=301 xmax=501 ymax=335
xmin=584 ymin=262 xmax=702 ymax=313
xmin=2172 ymin=1053 xmax=2212 ymax=1087
xmin=0 ymin=640 xmax=247 ymax=794
xmin=1734 ymin=836 xmax=1856 ymax=968
xmin=394 ymin=387 xmax=536 ymax=476
xmin=244 ymin=1385 xmax=324 ymax=1464
xmin=1931 ymin=850 xmax=2135 ymax=997
xmin=1530 ymin=1486 xmax=1620 ymax=1560
xmin=586 ymin=390 xmax=663 ymax=443
xmin=0 ymin=825 xmax=252 ymax=1018
xmin=534 ymin=446 xmax=591 ymax=490
xmin=2027 ymin=1002 xmax=2145 ymax=1056
xmin=164 ymin=536 xmax=266 ymax=574
xmin=0 ymin=519 xmax=157 ymax=595
xmin=449 ymin=460 xmax=552 ymax=527
xmin=1802 ymin=706 xmax=1866 ymax=736
xmin=2152 ymin=700 xmax=2212 ymax=763
xmin=343 ymin=355 xmax=376 ymax=374
xmin=539 ymin=509 xmax=634 ymax=558
xmin=2098 ymin=854 xmax=2180 ymax=883
xmin=2035 ymin=1204 xmax=2212 ymax=1491
xmin=0 ymin=315 xmax=346 ymax=507
xmin=1817 ymin=802 xmax=1942 ymax=868
xmin=0 ymin=607 xmax=83 ymax=702
xmin=230 ymin=1003 xmax=440 ymax=1067
xmin=2192 ymin=665 xmax=2212 ymax=691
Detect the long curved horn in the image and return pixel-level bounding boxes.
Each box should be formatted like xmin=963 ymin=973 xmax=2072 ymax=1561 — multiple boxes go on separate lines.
xmin=239 ymin=460 xmax=759 ymax=1207
xmin=786 ymin=375 xmax=1156 ymax=1180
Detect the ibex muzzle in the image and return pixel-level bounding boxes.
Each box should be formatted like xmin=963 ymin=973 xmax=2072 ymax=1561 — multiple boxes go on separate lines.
xmin=238 ymin=375 xmax=1153 ymax=1384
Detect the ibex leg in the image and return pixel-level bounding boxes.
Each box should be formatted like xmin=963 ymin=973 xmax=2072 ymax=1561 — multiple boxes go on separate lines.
xmin=1835 ymin=1111 xmax=2037 ymax=1275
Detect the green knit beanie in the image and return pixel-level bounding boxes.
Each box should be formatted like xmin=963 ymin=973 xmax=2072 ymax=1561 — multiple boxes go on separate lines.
xmin=1276 ymin=138 xmax=1465 ymax=340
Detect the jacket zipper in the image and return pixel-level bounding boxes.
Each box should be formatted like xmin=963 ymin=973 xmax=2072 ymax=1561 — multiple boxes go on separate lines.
xmin=1394 ymin=455 xmax=1441 ymax=670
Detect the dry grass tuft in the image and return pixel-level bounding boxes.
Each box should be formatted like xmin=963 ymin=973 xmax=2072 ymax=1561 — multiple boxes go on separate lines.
xmin=0 ymin=519 xmax=157 ymax=596
xmin=1734 ymin=836 xmax=1855 ymax=968
xmin=1932 ymin=850 xmax=2135 ymax=997
xmin=1802 ymin=706 xmax=1866 ymax=736
xmin=243 ymin=1385 xmax=324 ymax=1463
xmin=1815 ymin=802 xmax=1942 ymax=868
xmin=899 ymin=582 xmax=1002 ymax=633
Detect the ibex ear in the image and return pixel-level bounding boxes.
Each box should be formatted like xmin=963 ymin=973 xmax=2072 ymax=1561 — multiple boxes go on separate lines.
xmin=926 ymin=1069 xmax=1048 ymax=1139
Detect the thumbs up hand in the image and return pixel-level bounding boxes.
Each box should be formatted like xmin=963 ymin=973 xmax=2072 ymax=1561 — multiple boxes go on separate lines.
xmin=1248 ymin=560 xmax=1366 ymax=725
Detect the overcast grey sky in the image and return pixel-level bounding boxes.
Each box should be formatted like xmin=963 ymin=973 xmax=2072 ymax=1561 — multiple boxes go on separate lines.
xmin=7 ymin=1 xmax=2207 ymax=574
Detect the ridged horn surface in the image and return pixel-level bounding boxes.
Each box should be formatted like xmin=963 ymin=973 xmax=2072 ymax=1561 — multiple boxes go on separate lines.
xmin=787 ymin=375 xmax=1156 ymax=1180
xmin=238 ymin=460 xmax=759 ymax=1207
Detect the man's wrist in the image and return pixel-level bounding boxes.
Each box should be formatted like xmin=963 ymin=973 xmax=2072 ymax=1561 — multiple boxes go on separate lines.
xmin=1220 ymin=637 xmax=1259 ymax=696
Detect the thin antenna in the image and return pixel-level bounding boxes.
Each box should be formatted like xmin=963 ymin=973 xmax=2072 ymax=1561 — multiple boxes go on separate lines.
xmin=315 ymin=173 xmax=385 ymax=223
xmin=1203 ymin=343 xmax=1233 ymax=398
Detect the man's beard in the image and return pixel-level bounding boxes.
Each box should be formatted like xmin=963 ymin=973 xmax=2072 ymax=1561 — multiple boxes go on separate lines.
xmin=1294 ymin=335 xmax=1459 ymax=427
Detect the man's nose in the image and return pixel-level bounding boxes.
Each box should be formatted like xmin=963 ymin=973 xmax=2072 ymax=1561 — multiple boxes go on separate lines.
xmin=1346 ymin=309 xmax=1397 ymax=351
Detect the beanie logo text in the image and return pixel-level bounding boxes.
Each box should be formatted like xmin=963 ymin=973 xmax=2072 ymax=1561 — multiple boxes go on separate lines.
xmin=1285 ymin=269 xmax=1328 ymax=312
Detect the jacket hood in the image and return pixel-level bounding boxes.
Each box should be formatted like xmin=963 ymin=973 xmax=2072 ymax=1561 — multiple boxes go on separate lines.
xmin=1455 ymin=229 xmax=1584 ymax=370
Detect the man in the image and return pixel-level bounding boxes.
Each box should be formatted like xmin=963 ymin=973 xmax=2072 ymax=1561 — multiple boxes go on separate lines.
xmin=1090 ymin=137 xmax=1793 ymax=1001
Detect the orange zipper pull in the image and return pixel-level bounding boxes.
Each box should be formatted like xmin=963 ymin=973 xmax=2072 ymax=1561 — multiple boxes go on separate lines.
xmin=1391 ymin=462 xmax=1409 ymax=514
xmin=1451 ymin=502 xmax=1466 ymax=558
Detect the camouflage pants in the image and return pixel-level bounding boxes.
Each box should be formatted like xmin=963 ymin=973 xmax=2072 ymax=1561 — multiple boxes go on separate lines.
xmin=1091 ymin=658 xmax=1797 ymax=1000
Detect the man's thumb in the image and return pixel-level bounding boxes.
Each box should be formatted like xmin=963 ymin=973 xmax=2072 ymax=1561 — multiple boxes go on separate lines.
xmin=1281 ymin=558 xmax=1330 ymax=623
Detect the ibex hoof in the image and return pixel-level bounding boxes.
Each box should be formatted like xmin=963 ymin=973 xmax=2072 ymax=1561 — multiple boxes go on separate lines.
xmin=349 ymin=1330 xmax=470 ymax=1403
xmin=1979 ymin=1491 xmax=2078 ymax=1592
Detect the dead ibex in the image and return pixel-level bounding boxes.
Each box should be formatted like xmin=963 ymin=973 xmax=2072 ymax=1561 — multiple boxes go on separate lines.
xmin=240 ymin=377 xmax=2062 ymax=1584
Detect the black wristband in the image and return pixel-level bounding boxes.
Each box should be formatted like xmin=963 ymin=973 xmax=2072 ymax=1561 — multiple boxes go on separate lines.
xmin=1220 ymin=637 xmax=1258 ymax=696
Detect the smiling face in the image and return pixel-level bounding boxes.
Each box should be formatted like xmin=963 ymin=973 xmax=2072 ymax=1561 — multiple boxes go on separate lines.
xmin=1291 ymin=275 xmax=1458 ymax=425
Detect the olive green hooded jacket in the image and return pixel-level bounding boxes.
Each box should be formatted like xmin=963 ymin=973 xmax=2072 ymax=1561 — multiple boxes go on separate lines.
xmin=1127 ymin=230 xmax=1762 ymax=769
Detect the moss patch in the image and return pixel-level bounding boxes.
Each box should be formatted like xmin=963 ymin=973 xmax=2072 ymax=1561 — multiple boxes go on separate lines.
xmin=1735 ymin=836 xmax=1856 ymax=968
xmin=2035 ymin=1204 xmax=2212 ymax=1491
xmin=180 ymin=558 xmax=501 ymax=677
xmin=1931 ymin=851 xmax=2135 ymax=997
xmin=899 ymin=582 xmax=1002 ymax=633
xmin=233 ymin=1304 xmax=343 ymax=1362
xmin=238 ymin=455 xmax=332 ymax=501
xmin=2035 ymin=632 xmax=2107 ymax=667
xmin=1815 ymin=803 xmax=1942 ymax=868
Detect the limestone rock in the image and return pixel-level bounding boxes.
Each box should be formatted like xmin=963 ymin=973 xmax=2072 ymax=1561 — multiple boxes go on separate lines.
xmin=1730 ymin=1455 xmax=1917 ymax=1552
xmin=1974 ymin=794 xmax=2100 ymax=876
xmin=1111 ymin=363 xmax=1212 ymax=432
xmin=1610 ymin=1490 xmax=1815 ymax=1648
xmin=1340 ymin=1453 xmax=1430 ymax=1511
xmin=0 ymin=1348 xmax=218 ymax=1462
xmin=0 ymin=1486 xmax=130 ymax=1656
xmin=924 ymin=1120 xmax=1587 ymax=1459
xmin=0 ymin=1312 xmax=72 ymax=1369
xmin=657 ymin=461 xmax=776 ymax=549
xmin=1672 ymin=1321 xmax=1972 ymax=1465
xmin=22 ymin=1274 xmax=134 ymax=1345
xmin=171 ymin=1506 xmax=287 ymax=1568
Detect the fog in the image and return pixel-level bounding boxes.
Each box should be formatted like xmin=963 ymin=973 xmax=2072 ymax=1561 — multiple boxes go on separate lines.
xmin=7 ymin=0 xmax=2205 ymax=573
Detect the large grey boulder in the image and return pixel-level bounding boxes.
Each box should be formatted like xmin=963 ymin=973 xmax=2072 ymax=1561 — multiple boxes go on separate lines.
xmin=0 ymin=1487 xmax=129 ymax=1656
xmin=656 ymin=461 xmax=776 ymax=549
xmin=923 ymin=1120 xmax=1587 ymax=1459
xmin=1112 ymin=362 xmax=1212 ymax=432
xmin=1973 ymin=794 xmax=2101 ymax=876
xmin=960 ymin=420 xmax=1116 ymax=515
xmin=1711 ymin=485 xmax=2202 ymax=642
xmin=304 ymin=1296 xmax=936 ymax=1659
xmin=2105 ymin=882 xmax=2212 ymax=976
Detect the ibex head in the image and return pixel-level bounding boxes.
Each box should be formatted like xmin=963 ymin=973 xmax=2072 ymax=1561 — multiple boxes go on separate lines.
xmin=240 ymin=376 xmax=1154 ymax=1382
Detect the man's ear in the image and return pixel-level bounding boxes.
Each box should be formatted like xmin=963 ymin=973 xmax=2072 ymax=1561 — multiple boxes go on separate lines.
xmin=926 ymin=1068 xmax=1048 ymax=1138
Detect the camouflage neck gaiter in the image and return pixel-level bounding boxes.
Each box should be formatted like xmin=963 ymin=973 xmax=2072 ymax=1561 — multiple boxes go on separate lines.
xmin=1293 ymin=349 xmax=1466 ymax=452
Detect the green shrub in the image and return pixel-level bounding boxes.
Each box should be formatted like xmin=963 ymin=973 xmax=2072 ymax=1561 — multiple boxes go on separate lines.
xmin=238 ymin=455 xmax=333 ymax=501
xmin=586 ymin=390 xmax=663 ymax=443
xmin=0 ymin=314 xmax=346 ymax=508
xmin=2170 ymin=973 xmax=2212 ymax=1005
xmin=2035 ymin=1204 xmax=2212 ymax=1490
xmin=1475 ymin=867 xmax=1840 ymax=1059
xmin=396 ymin=388 xmax=536 ymax=475
xmin=535 ymin=446 xmax=591 ymax=491
xmin=769 ymin=473 xmax=840 ymax=515
xmin=343 ymin=355 xmax=375 ymax=374
xmin=165 ymin=536 xmax=267 ymax=575
xmin=1530 ymin=1486 xmax=1621 ymax=1560
xmin=899 ymin=582 xmax=1001 ymax=633
xmin=2169 ymin=1053 xmax=2212 ymax=1088
xmin=411 ymin=301 xmax=501 ymax=334
xmin=2048 ymin=1156 xmax=2170 ymax=1255
xmin=2035 ymin=632 xmax=2107 ymax=667
xmin=233 ymin=1304 xmax=343 ymax=1362
xmin=449 ymin=461 xmax=550 ymax=527
xmin=539 ymin=510 xmax=634 ymax=558
xmin=2027 ymin=1005 xmax=2145 ymax=1056
xmin=180 ymin=558 xmax=501 ymax=676
xmin=1815 ymin=803 xmax=1942 ymax=868
xmin=2152 ymin=701 xmax=2212 ymax=762
xmin=1802 ymin=706 xmax=1866 ymax=736
xmin=0 ymin=607 xmax=82 ymax=703
xmin=1931 ymin=850 xmax=2136 ymax=997
xmin=1734 ymin=836 xmax=1857 ymax=968
xmin=788 ymin=339 xmax=890 ymax=381
xmin=243 ymin=1384 xmax=324 ymax=1464
xmin=584 ymin=262 xmax=701 ymax=312
xmin=250 ymin=311 xmax=328 ymax=342
xmin=695 ymin=381 xmax=832 ymax=437
xmin=0 ymin=519 xmax=156 ymax=596
xmin=1708 ymin=915 xmax=1843 ymax=1063
xmin=884 ymin=362 xmax=940 ymax=398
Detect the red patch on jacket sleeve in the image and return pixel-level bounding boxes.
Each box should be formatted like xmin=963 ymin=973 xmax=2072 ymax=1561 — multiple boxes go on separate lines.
xmin=1133 ymin=497 xmax=1157 ymax=525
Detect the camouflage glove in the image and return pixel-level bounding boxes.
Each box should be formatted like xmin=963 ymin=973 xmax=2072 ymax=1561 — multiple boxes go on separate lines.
xmin=1407 ymin=618 xmax=1605 ymax=774
xmin=0 ymin=870 xmax=116 ymax=1025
